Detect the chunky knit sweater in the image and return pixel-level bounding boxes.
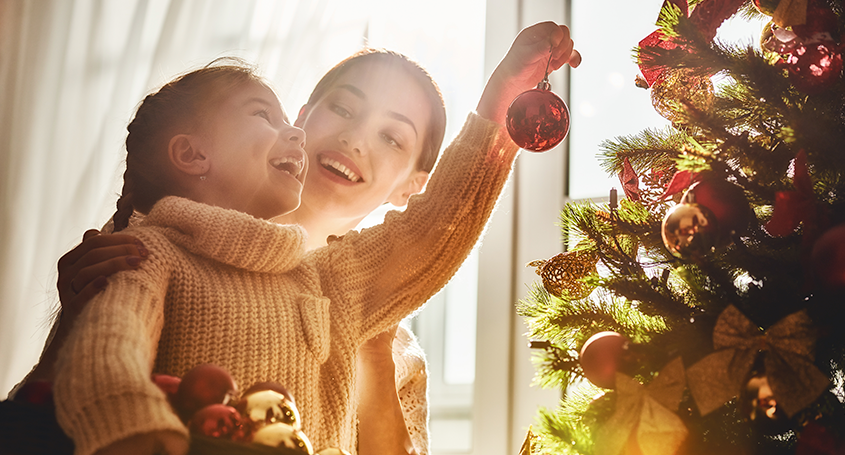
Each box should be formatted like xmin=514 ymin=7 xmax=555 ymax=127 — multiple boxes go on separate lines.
xmin=53 ymin=113 xmax=518 ymax=455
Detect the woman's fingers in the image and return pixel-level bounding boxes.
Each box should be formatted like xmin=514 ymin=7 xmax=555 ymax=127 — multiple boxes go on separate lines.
xmin=58 ymin=231 xmax=147 ymax=309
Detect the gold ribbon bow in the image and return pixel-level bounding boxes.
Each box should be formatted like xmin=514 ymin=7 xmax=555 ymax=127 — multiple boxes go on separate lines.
xmin=595 ymin=357 xmax=688 ymax=455
xmin=687 ymin=305 xmax=829 ymax=417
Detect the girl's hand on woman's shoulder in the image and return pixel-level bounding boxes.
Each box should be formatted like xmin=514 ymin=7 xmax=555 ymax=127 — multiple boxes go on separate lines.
xmin=58 ymin=228 xmax=148 ymax=316
xmin=477 ymin=21 xmax=581 ymax=125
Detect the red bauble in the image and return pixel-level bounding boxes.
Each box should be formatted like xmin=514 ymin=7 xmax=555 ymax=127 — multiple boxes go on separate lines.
xmin=173 ymin=364 xmax=238 ymax=421
xmin=793 ymin=1 xmax=839 ymax=41
xmin=681 ymin=178 xmax=752 ymax=244
xmin=188 ymin=404 xmax=248 ymax=440
xmin=505 ymin=82 xmax=570 ymax=152
xmin=579 ymin=331 xmax=629 ymax=389
xmin=786 ymin=40 xmax=843 ymax=95
xmin=811 ymin=224 xmax=845 ymax=291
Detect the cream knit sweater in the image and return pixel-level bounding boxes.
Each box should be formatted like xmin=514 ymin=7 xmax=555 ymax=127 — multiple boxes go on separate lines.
xmin=53 ymin=113 xmax=518 ymax=455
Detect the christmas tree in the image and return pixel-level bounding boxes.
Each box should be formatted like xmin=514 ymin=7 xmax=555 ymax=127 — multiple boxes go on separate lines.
xmin=517 ymin=0 xmax=845 ymax=453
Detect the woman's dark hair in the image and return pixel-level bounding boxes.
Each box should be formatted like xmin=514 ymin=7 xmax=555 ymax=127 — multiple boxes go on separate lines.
xmin=305 ymin=48 xmax=447 ymax=173
xmin=112 ymin=58 xmax=268 ymax=231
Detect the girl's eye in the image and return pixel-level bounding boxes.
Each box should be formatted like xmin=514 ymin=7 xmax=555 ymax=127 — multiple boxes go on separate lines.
xmin=256 ymin=109 xmax=271 ymax=121
xmin=331 ymin=104 xmax=352 ymax=119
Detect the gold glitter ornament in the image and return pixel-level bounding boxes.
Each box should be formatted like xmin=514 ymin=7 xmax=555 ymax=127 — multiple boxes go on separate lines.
xmin=650 ymin=69 xmax=715 ymax=123
xmin=527 ymin=249 xmax=599 ymax=299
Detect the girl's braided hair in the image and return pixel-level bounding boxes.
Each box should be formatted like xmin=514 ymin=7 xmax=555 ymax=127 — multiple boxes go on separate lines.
xmin=113 ymin=58 xmax=268 ymax=231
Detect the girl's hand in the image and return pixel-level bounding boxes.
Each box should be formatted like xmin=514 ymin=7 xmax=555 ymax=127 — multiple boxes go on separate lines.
xmin=93 ymin=430 xmax=188 ymax=455
xmin=57 ymin=229 xmax=148 ymax=317
xmin=477 ymin=21 xmax=581 ymax=125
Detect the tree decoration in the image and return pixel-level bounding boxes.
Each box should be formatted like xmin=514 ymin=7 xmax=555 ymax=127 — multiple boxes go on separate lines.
xmin=765 ymin=150 xmax=825 ymax=241
xmin=661 ymin=202 xmax=719 ymax=259
xmin=784 ymin=39 xmax=843 ymax=95
xmin=251 ymin=423 xmax=314 ymax=454
xmin=527 ymin=249 xmax=599 ymax=299
xmin=579 ymin=332 xmax=631 ymax=389
xmin=739 ymin=373 xmax=792 ymax=434
xmin=650 ymin=69 xmax=715 ymax=123
xmin=189 ymin=404 xmax=248 ymax=440
xmin=680 ymin=177 xmax=752 ymax=244
xmin=506 ymin=50 xmax=570 ymax=152
xmin=594 ymin=358 xmax=688 ymax=455
xmin=618 ymin=157 xmax=641 ymax=201
xmin=686 ymin=305 xmax=829 ymax=417
xmin=173 ymin=364 xmax=238 ymax=421
xmin=810 ymin=224 xmax=845 ymax=291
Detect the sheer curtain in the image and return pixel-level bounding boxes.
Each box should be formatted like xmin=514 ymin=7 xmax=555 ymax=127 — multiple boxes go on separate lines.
xmin=0 ymin=0 xmax=380 ymax=398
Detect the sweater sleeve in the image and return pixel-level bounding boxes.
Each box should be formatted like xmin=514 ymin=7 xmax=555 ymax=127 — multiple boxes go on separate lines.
xmin=52 ymin=232 xmax=187 ymax=455
xmin=393 ymin=325 xmax=430 ymax=455
xmin=315 ymin=112 xmax=518 ymax=344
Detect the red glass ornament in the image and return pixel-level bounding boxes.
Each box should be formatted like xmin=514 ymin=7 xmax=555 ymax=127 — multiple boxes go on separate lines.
xmin=681 ymin=178 xmax=752 ymax=244
xmin=811 ymin=224 xmax=845 ymax=291
xmin=188 ymin=404 xmax=248 ymax=440
xmin=786 ymin=40 xmax=843 ymax=95
xmin=173 ymin=364 xmax=238 ymax=421
xmin=506 ymin=80 xmax=570 ymax=152
xmin=579 ymin=331 xmax=629 ymax=389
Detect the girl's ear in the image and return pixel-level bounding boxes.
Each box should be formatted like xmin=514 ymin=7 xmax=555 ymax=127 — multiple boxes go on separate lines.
xmin=388 ymin=170 xmax=429 ymax=206
xmin=168 ymin=134 xmax=209 ymax=176
xmin=294 ymin=105 xmax=311 ymax=128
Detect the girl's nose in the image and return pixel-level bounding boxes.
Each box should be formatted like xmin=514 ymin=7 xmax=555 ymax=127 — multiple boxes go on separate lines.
xmin=285 ymin=125 xmax=306 ymax=149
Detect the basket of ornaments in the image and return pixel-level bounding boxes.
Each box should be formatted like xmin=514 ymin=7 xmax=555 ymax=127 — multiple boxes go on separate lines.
xmin=152 ymin=364 xmax=350 ymax=455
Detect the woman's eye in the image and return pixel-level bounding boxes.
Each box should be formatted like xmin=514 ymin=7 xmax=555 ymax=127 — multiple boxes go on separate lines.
xmin=381 ymin=133 xmax=401 ymax=149
xmin=331 ymin=104 xmax=352 ymax=119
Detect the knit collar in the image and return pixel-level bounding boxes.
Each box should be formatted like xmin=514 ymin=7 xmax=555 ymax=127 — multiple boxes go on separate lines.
xmin=143 ymin=196 xmax=307 ymax=274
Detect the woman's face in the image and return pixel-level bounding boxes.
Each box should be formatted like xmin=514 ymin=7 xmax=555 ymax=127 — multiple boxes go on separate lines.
xmin=294 ymin=61 xmax=432 ymax=224
xmin=195 ymin=81 xmax=307 ymax=220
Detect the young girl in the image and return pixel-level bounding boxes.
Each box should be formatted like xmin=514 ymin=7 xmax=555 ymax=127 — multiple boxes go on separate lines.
xmin=33 ymin=21 xmax=578 ymax=455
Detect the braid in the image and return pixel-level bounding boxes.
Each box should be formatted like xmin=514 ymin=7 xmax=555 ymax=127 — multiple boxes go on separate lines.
xmin=111 ymin=58 xmax=264 ymax=231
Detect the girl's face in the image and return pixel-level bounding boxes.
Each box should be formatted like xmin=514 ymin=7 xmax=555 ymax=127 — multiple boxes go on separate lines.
xmin=195 ymin=81 xmax=307 ymax=219
xmin=294 ymin=61 xmax=432 ymax=223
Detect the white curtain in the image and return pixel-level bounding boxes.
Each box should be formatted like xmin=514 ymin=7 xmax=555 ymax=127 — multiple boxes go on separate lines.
xmin=0 ymin=0 xmax=485 ymax=399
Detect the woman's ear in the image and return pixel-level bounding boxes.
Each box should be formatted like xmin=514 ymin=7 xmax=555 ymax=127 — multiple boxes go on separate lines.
xmin=294 ymin=105 xmax=311 ymax=128
xmin=168 ymin=134 xmax=208 ymax=177
xmin=388 ymin=170 xmax=429 ymax=206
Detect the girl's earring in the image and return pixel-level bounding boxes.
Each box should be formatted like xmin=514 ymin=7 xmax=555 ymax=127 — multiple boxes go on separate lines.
xmin=199 ymin=175 xmax=207 ymax=181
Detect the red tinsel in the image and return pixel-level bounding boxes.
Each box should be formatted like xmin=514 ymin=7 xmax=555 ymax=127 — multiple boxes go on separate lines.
xmin=660 ymin=169 xmax=698 ymax=200
xmin=618 ymin=157 xmax=641 ymax=201
xmin=638 ymin=0 xmax=747 ymax=86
